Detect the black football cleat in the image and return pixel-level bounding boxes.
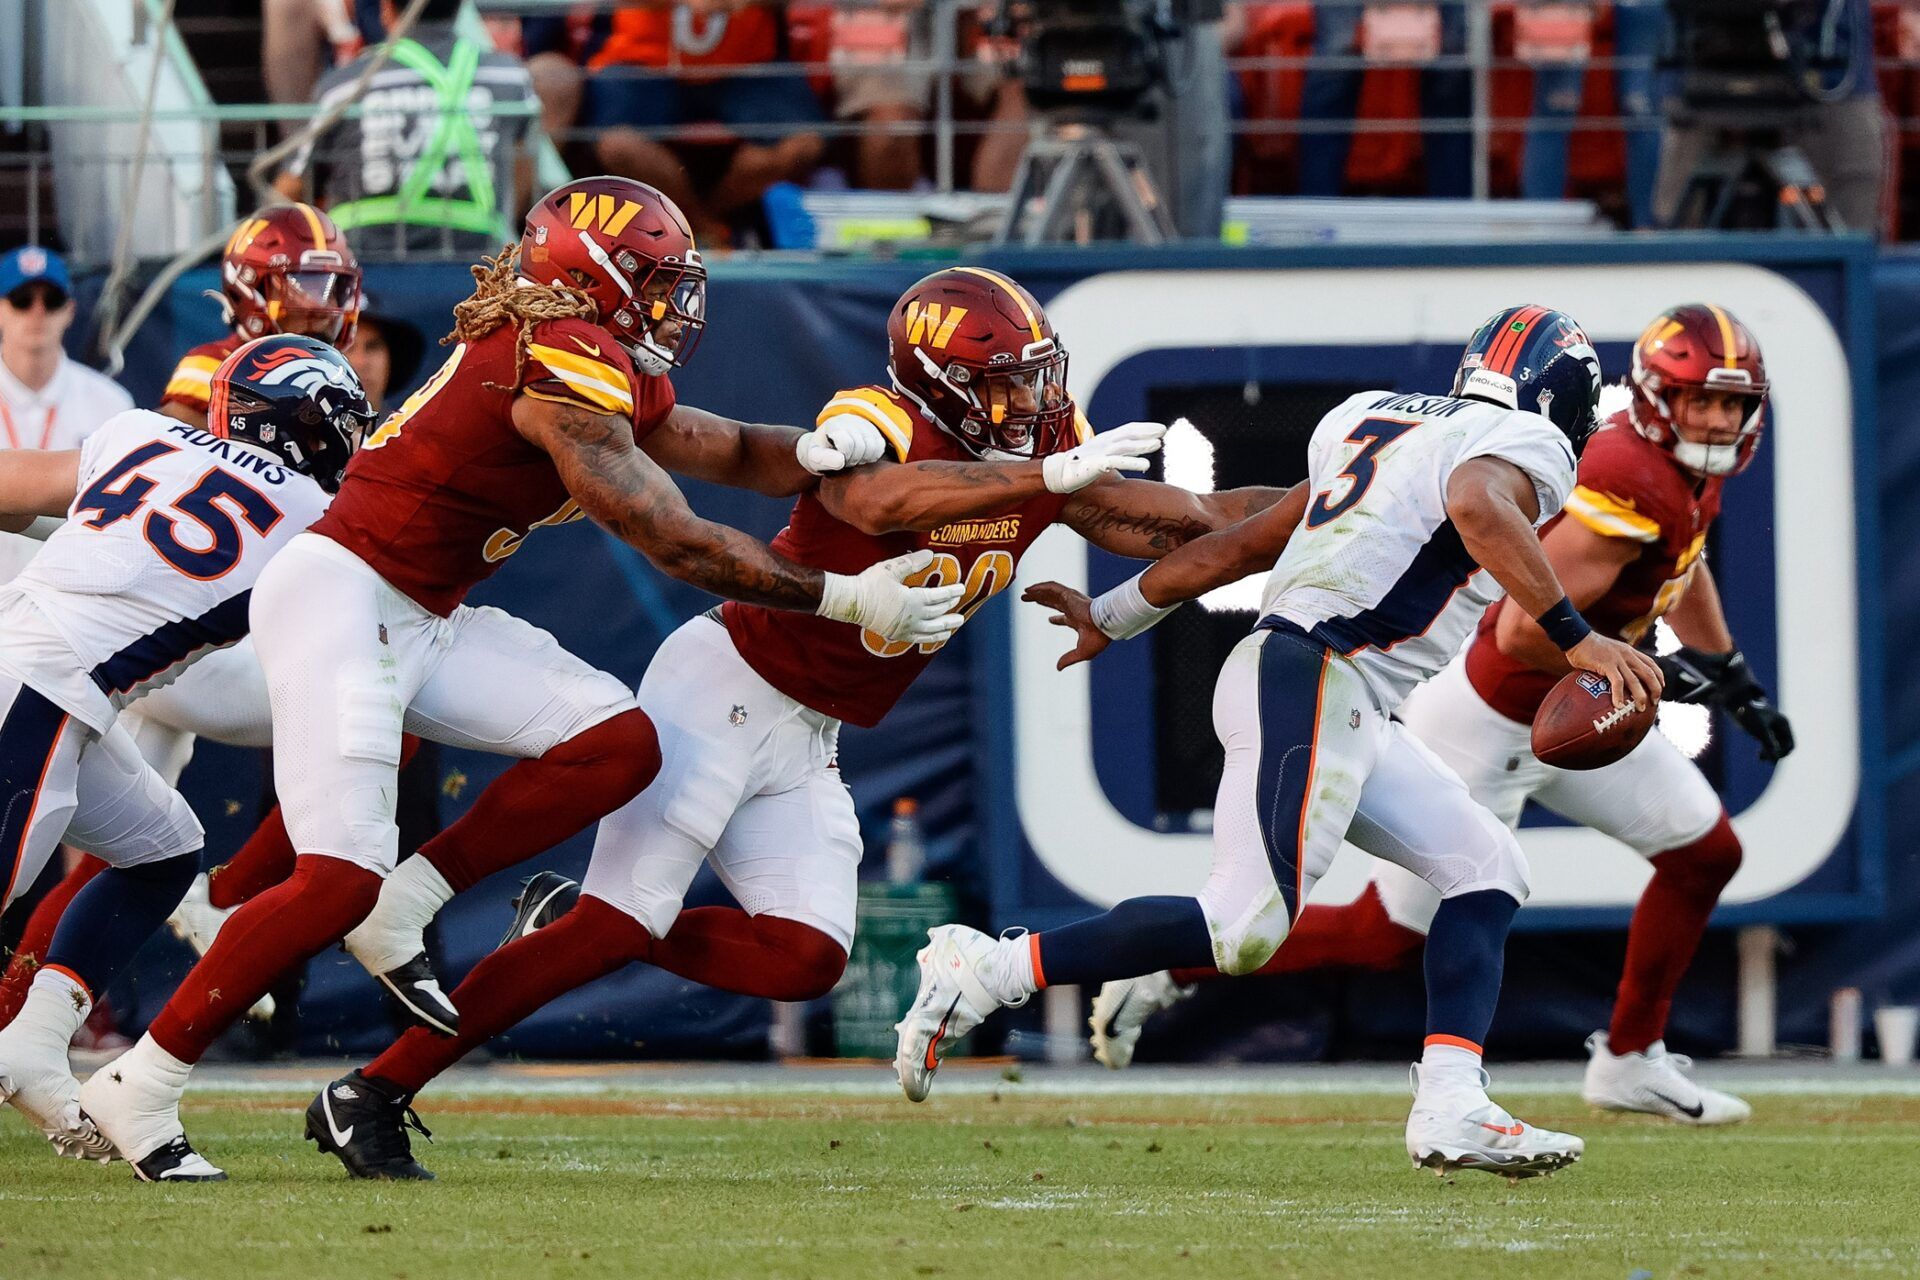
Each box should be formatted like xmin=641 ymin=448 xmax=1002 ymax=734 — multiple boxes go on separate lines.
xmin=305 ymin=1070 xmax=436 ymax=1181
xmin=372 ymin=953 xmax=461 ymax=1037
xmin=498 ymin=871 xmax=580 ymax=949
xmin=131 ymin=1135 xmax=227 ymax=1182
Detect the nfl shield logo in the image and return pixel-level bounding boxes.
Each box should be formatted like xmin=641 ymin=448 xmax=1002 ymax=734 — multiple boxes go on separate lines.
xmin=729 ymin=704 xmax=748 ymax=727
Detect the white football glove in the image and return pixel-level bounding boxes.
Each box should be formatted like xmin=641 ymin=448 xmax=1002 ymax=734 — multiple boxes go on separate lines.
xmin=796 ymin=414 xmax=891 ymax=475
xmin=1041 ymin=420 xmax=1167 ymax=494
xmin=818 ymin=550 xmax=966 ymax=646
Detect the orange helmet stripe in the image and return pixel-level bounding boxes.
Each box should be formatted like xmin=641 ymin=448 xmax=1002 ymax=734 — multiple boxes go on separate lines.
xmin=951 ymin=267 xmax=1043 ymax=343
xmin=1486 ymin=305 xmax=1546 ymax=376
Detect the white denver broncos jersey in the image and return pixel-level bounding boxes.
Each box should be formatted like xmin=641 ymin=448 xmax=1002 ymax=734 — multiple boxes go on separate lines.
xmin=1258 ymin=389 xmax=1576 ymax=711
xmin=0 ymin=410 xmax=329 ymax=732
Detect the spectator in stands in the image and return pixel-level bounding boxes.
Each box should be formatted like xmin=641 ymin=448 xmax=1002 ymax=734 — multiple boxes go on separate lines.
xmin=262 ymin=0 xmax=383 ymax=125
xmin=830 ymin=0 xmax=934 ymax=190
xmin=1296 ymin=0 xmax=1471 ymax=196
xmin=0 ymin=246 xmax=132 ymax=574
xmin=344 ymin=293 xmax=426 ymax=412
xmin=1652 ymin=0 xmax=1888 ymax=233
xmin=580 ymin=1 xmax=827 ymax=244
xmin=276 ymin=0 xmax=539 ymax=257
xmin=1517 ymin=0 xmax=1664 ymax=228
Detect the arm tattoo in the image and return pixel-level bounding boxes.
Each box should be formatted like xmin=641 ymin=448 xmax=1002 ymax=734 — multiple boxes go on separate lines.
xmin=1074 ymin=503 xmax=1213 ymax=552
xmin=542 ymin=402 xmax=825 ymax=610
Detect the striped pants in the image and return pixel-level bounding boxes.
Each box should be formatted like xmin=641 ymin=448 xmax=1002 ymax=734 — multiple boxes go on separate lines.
xmin=1196 ymin=622 xmax=1528 ymax=974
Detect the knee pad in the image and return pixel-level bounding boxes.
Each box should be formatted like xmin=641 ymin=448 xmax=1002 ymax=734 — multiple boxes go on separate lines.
xmin=1429 ymin=820 xmax=1531 ymax=907
xmin=559 ymin=707 xmax=663 ymax=801
xmin=1198 ymin=881 xmax=1292 ymax=976
xmin=1655 ymin=815 xmax=1742 ymax=891
xmin=752 ymin=916 xmax=848 ymax=1002
xmin=102 ymin=786 xmax=206 ymax=869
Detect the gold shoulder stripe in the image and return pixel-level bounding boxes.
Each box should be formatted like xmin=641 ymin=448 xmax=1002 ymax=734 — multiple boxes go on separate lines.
xmin=822 ymin=387 xmax=914 ymax=461
xmin=1566 ymin=485 xmax=1661 ymax=542
xmin=173 ymin=355 xmax=221 ymax=377
xmin=1072 ymin=408 xmax=1093 ymax=446
xmin=162 ymin=377 xmax=212 ymax=404
xmin=528 ymin=343 xmax=635 ymax=416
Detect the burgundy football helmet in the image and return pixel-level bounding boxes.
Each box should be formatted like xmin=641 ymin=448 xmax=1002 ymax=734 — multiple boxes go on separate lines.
xmin=887 ymin=268 xmax=1073 ymax=461
xmin=1629 ymin=303 xmax=1770 ymax=477
xmin=519 ymin=176 xmax=705 ymax=375
xmin=218 ymin=203 xmax=361 ymax=348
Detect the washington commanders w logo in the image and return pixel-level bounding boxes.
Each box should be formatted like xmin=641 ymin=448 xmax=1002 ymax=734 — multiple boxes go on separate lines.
xmin=568 ymin=193 xmax=642 ymax=236
xmin=905 ymin=302 xmax=967 ymax=350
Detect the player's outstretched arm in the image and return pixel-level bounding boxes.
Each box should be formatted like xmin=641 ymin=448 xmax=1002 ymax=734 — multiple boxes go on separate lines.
xmin=816 ymin=422 xmax=1168 ymax=534
xmin=1021 ymin=485 xmax=1310 ymax=669
xmin=1658 ymin=561 xmax=1793 ymax=759
xmin=1061 ymin=477 xmax=1297 ymax=560
xmin=642 ymin=404 xmax=816 ymax=498
xmin=514 ymin=395 xmax=963 ymax=643
xmin=1447 ymin=456 xmax=1662 ymax=709
xmin=0 ymin=448 xmax=81 ymax=532
xmin=1490 ymin=516 xmax=1637 ymax=676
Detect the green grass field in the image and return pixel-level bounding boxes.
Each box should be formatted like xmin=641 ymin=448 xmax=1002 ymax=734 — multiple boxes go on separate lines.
xmin=4 ymin=1085 xmax=1919 ymax=1279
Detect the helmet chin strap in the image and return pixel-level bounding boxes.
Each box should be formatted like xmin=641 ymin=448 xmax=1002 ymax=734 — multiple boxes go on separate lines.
xmin=1671 ymin=437 xmax=1741 ymax=476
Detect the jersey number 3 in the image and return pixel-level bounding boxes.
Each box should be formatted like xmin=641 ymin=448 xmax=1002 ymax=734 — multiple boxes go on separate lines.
xmin=1306 ymin=417 xmax=1419 ymax=529
xmin=76 ymin=441 xmax=284 ymax=580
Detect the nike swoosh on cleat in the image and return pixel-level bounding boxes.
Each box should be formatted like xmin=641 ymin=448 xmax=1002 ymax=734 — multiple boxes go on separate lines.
xmin=1481 ymin=1121 xmax=1525 ymax=1136
xmin=924 ymin=995 xmax=962 ymax=1073
xmin=1103 ymin=987 xmax=1135 ymax=1037
xmin=1649 ymin=1090 xmax=1705 ymax=1119
xmin=322 ymin=1091 xmax=354 ymax=1146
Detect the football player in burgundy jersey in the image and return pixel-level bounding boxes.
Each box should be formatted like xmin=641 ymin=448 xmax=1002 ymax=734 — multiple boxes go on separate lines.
xmin=302 ymin=266 xmax=1296 ymax=1180
xmin=158 ymin=204 xmax=363 ymax=430
xmin=1094 ymin=305 xmax=1789 ymax=1128
xmin=77 ymin=177 xmax=964 ymax=1180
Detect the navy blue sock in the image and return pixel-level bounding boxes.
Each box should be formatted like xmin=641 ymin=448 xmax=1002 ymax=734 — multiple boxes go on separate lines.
xmin=1423 ymin=889 xmax=1520 ymax=1047
xmin=43 ymin=853 xmax=198 ymax=997
xmin=1035 ymin=896 xmax=1214 ymax=988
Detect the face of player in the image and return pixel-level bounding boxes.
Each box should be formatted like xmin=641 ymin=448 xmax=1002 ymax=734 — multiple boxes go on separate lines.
xmin=0 ymin=281 xmax=75 ymax=359
xmin=1669 ymin=387 xmax=1753 ymax=445
xmin=347 ymin=323 xmax=392 ymax=411
xmin=268 ymin=271 xmax=357 ymax=347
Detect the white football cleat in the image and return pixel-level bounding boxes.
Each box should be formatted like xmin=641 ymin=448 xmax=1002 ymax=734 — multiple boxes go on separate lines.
xmin=1582 ymin=1032 xmax=1752 ymax=1125
xmin=166 ymin=874 xmax=273 ymax=1022
xmin=342 ymin=858 xmax=459 ymax=1035
xmin=1406 ymin=1065 xmax=1584 ymax=1179
xmin=894 ymin=925 xmax=1024 ymax=1102
xmin=0 ymin=978 xmax=115 ymax=1162
xmin=1089 ymin=971 xmax=1194 ymax=1070
xmin=77 ymin=1037 xmax=224 ymax=1182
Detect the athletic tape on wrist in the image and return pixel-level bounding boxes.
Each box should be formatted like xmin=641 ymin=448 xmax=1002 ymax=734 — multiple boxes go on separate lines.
xmin=1090 ymin=572 xmax=1178 ymax=640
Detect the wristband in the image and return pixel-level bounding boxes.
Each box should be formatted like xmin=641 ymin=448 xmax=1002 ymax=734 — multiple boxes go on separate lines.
xmin=1090 ymin=571 xmax=1179 ymax=640
xmin=1534 ymin=595 xmax=1592 ymax=651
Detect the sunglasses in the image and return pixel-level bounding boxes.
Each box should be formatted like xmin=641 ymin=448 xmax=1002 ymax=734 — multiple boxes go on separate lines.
xmin=5 ymin=283 xmax=70 ymax=311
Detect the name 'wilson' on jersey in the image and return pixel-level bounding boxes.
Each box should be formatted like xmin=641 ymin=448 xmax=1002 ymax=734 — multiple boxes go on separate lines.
xmin=1258 ymin=390 xmax=1577 ymax=711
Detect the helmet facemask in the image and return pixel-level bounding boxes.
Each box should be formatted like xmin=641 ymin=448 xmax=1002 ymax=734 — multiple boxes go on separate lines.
xmin=266 ymin=268 xmax=361 ymax=347
xmin=908 ymin=339 xmax=1072 ymax=461
xmin=1633 ymin=357 xmax=1768 ymax=478
xmin=582 ymin=233 xmax=706 ymax=376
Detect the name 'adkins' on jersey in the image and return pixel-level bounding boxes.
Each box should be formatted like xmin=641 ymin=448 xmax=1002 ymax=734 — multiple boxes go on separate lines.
xmin=0 ymin=410 xmax=331 ymax=732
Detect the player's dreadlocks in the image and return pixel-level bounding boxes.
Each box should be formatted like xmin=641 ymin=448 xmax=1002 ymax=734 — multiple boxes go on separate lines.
xmin=448 ymin=244 xmax=595 ymax=392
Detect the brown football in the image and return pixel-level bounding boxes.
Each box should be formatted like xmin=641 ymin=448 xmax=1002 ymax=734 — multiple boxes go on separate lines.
xmin=1531 ymin=670 xmax=1659 ymax=770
